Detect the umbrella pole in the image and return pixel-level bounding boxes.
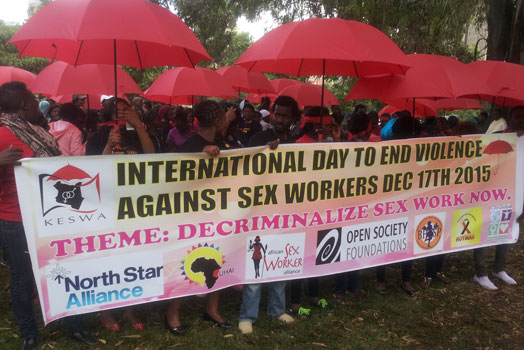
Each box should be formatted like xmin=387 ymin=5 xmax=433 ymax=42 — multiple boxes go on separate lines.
xmin=114 ymin=39 xmax=118 ymax=122
xmin=320 ymin=59 xmax=326 ymax=142
xmin=489 ymin=96 xmax=495 ymax=120
xmin=87 ymin=95 xmax=90 ymax=111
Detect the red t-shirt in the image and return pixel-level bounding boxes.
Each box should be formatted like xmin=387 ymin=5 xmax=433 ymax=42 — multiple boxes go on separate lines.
xmin=0 ymin=127 xmax=34 ymax=222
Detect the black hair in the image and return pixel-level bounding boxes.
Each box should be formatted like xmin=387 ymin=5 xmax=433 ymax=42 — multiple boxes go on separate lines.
xmin=510 ymin=105 xmax=524 ymax=116
xmin=193 ymin=100 xmax=224 ymax=128
xmin=392 ymin=112 xmax=422 ymax=139
xmin=452 ymin=121 xmax=481 ymax=136
xmin=304 ymin=106 xmax=329 ymax=117
xmin=143 ymin=109 xmax=159 ymax=128
xmin=47 ymin=104 xmax=61 ymax=118
xmin=272 ymin=95 xmax=301 ymax=122
xmin=100 ymin=97 xmax=130 ymax=123
xmin=447 ymin=115 xmax=459 ymax=129
xmin=0 ymin=81 xmax=30 ymax=113
xmin=348 ymin=111 xmax=370 ymax=134
xmin=352 ymin=104 xmax=366 ymax=115
xmin=59 ymin=103 xmax=84 ymax=125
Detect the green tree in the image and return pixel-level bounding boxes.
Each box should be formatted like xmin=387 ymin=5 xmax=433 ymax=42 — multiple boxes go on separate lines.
xmin=485 ymin=0 xmax=524 ymax=64
xmin=0 ymin=21 xmax=48 ymax=74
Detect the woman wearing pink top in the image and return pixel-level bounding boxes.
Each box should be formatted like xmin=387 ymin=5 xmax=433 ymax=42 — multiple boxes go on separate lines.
xmin=48 ymin=103 xmax=86 ymax=156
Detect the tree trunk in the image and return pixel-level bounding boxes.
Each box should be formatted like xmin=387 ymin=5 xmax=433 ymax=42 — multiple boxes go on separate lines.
xmin=508 ymin=0 xmax=524 ymax=64
xmin=485 ymin=0 xmax=513 ymax=61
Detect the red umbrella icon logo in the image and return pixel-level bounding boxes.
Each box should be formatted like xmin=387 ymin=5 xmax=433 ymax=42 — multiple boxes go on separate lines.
xmin=483 ymin=140 xmax=514 ymax=175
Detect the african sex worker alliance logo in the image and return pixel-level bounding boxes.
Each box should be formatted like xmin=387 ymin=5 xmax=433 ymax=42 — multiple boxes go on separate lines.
xmin=39 ymin=164 xmax=101 ymax=217
xmin=180 ymin=243 xmax=225 ymax=289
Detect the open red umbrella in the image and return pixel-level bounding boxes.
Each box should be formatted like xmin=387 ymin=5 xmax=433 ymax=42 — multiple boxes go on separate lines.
xmin=389 ymin=97 xmax=483 ymax=112
xmin=483 ymin=139 xmax=514 ymax=175
xmin=278 ymin=83 xmax=339 ymax=109
xmin=235 ymin=18 xmax=408 ymax=77
xmin=235 ymin=18 xmax=409 ymax=112
xmin=381 ymin=100 xmax=438 ymax=118
xmin=8 ymin=0 xmax=210 ymax=68
xmin=29 ymin=61 xmax=141 ymax=97
xmin=245 ymin=78 xmax=303 ymax=104
xmin=8 ymin=0 xmax=211 ymax=115
xmin=466 ymin=60 xmax=524 ymax=106
xmin=0 ymin=66 xmax=37 ymax=86
xmin=143 ymin=67 xmax=237 ymax=105
xmin=346 ymin=54 xmax=489 ymax=102
xmin=216 ymin=65 xmax=275 ymax=95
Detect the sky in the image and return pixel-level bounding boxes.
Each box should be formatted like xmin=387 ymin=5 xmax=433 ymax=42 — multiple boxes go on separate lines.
xmin=0 ymin=0 xmax=274 ymax=41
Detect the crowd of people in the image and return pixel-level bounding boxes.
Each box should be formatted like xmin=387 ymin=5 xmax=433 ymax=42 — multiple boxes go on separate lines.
xmin=0 ymin=81 xmax=522 ymax=349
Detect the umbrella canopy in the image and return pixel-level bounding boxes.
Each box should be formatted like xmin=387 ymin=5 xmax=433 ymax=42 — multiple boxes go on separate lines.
xmin=0 ymin=66 xmax=37 ymax=86
xmin=429 ymin=98 xmax=483 ymax=111
xmin=216 ymin=65 xmax=275 ymax=94
xmin=143 ymin=67 xmax=237 ymax=104
xmin=466 ymin=60 xmax=524 ymax=106
xmin=278 ymin=83 xmax=339 ymax=108
xmin=235 ymin=18 xmax=409 ymax=77
xmin=346 ymin=54 xmax=490 ymax=102
xmin=8 ymin=0 xmax=210 ymax=68
xmin=245 ymin=78 xmax=303 ymax=104
xmin=29 ymin=61 xmax=141 ymax=96
xmin=381 ymin=99 xmax=438 ymax=118
xmin=483 ymin=140 xmax=514 ymax=155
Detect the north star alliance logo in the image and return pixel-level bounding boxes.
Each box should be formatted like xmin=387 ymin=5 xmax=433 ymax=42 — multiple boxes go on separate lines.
xmin=39 ymin=164 xmax=101 ymax=216
xmin=180 ymin=243 xmax=225 ymax=288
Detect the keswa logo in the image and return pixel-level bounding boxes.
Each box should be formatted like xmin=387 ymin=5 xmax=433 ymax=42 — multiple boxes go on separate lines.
xmin=39 ymin=164 xmax=101 ymax=216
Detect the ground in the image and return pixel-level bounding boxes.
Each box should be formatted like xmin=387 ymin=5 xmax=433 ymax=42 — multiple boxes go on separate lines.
xmin=0 ymin=225 xmax=522 ymax=350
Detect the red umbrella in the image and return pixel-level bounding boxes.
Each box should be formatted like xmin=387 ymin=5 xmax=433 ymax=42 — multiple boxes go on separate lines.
xmin=0 ymin=66 xmax=37 ymax=86
xmin=466 ymin=60 xmax=524 ymax=106
xmin=29 ymin=61 xmax=141 ymax=97
xmin=483 ymin=139 xmax=514 ymax=175
xmin=8 ymin=0 xmax=211 ymax=115
xmin=142 ymin=88 xmax=199 ymax=106
xmin=216 ymin=65 xmax=275 ymax=95
xmin=245 ymin=79 xmax=303 ymax=104
xmin=8 ymin=0 xmax=210 ymax=68
xmin=346 ymin=54 xmax=489 ymax=102
xmin=235 ymin=18 xmax=409 ymax=77
xmin=143 ymin=67 xmax=237 ymax=105
xmin=278 ymin=83 xmax=339 ymax=109
xmin=381 ymin=100 xmax=438 ymax=118
xmin=390 ymin=97 xmax=483 ymax=112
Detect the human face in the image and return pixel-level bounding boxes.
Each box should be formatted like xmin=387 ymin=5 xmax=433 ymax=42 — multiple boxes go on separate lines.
xmin=50 ymin=106 xmax=60 ymax=121
xmin=272 ymin=105 xmax=294 ymax=135
xmin=243 ymin=106 xmax=256 ymax=122
xmin=22 ymin=91 xmax=42 ymax=124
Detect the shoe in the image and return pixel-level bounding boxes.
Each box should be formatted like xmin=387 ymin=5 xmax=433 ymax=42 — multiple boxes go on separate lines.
xmin=202 ymin=312 xmax=233 ymax=329
xmin=400 ymin=282 xmax=417 ymax=296
xmin=71 ymin=330 xmax=99 ymax=346
xmin=238 ymin=321 xmax=253 ymax=334
xmin=420 ymin=277 xmax=432 ymax=289
xmin=434 ymin=272 xmax=451 ymax=284
xmin=473 ymin=275 xmax=498 ymax=290
xmin=288 ymin=306 xmax=311 ymax=318
xmin=22 ymin=338 xmax=37 ymax=350
xmin=375 ymin=282 xmax=388 ymax=295
xmin=124 ymin=314 xmax=144 ymax=331
xmin=492 ymin=271 xmax=517 ymax=285
xmin=165 ymin=317 xmax=187 ymax=336
xmin=97 ymin=313 xmax=120 ymax=331
xmin=277 ymin=313 xmax=295 ymax=323
xmin=315 ymin=298 xmax=334 ymax=312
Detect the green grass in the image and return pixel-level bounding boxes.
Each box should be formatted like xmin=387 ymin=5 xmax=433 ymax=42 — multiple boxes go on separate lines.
xmin=1 ymin=227 xmax=523 ymax=350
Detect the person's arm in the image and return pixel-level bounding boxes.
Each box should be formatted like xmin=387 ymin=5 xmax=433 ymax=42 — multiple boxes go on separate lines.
xmin=102 ymin=128 xmax=121 ymax=155
xmin=0 ymin=145 xmax=24 ymax=166
xmin=70 ymin=128 xmax=86 ymax=156
xmin=120 ymin=107 xmax=155 ymax=154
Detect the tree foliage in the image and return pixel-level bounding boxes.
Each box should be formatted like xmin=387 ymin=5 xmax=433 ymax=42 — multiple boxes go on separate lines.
xmin=0 ymin=21 xmax=48 ymax=74
xmin=485 ymin=0 xmax=524 ymax=64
